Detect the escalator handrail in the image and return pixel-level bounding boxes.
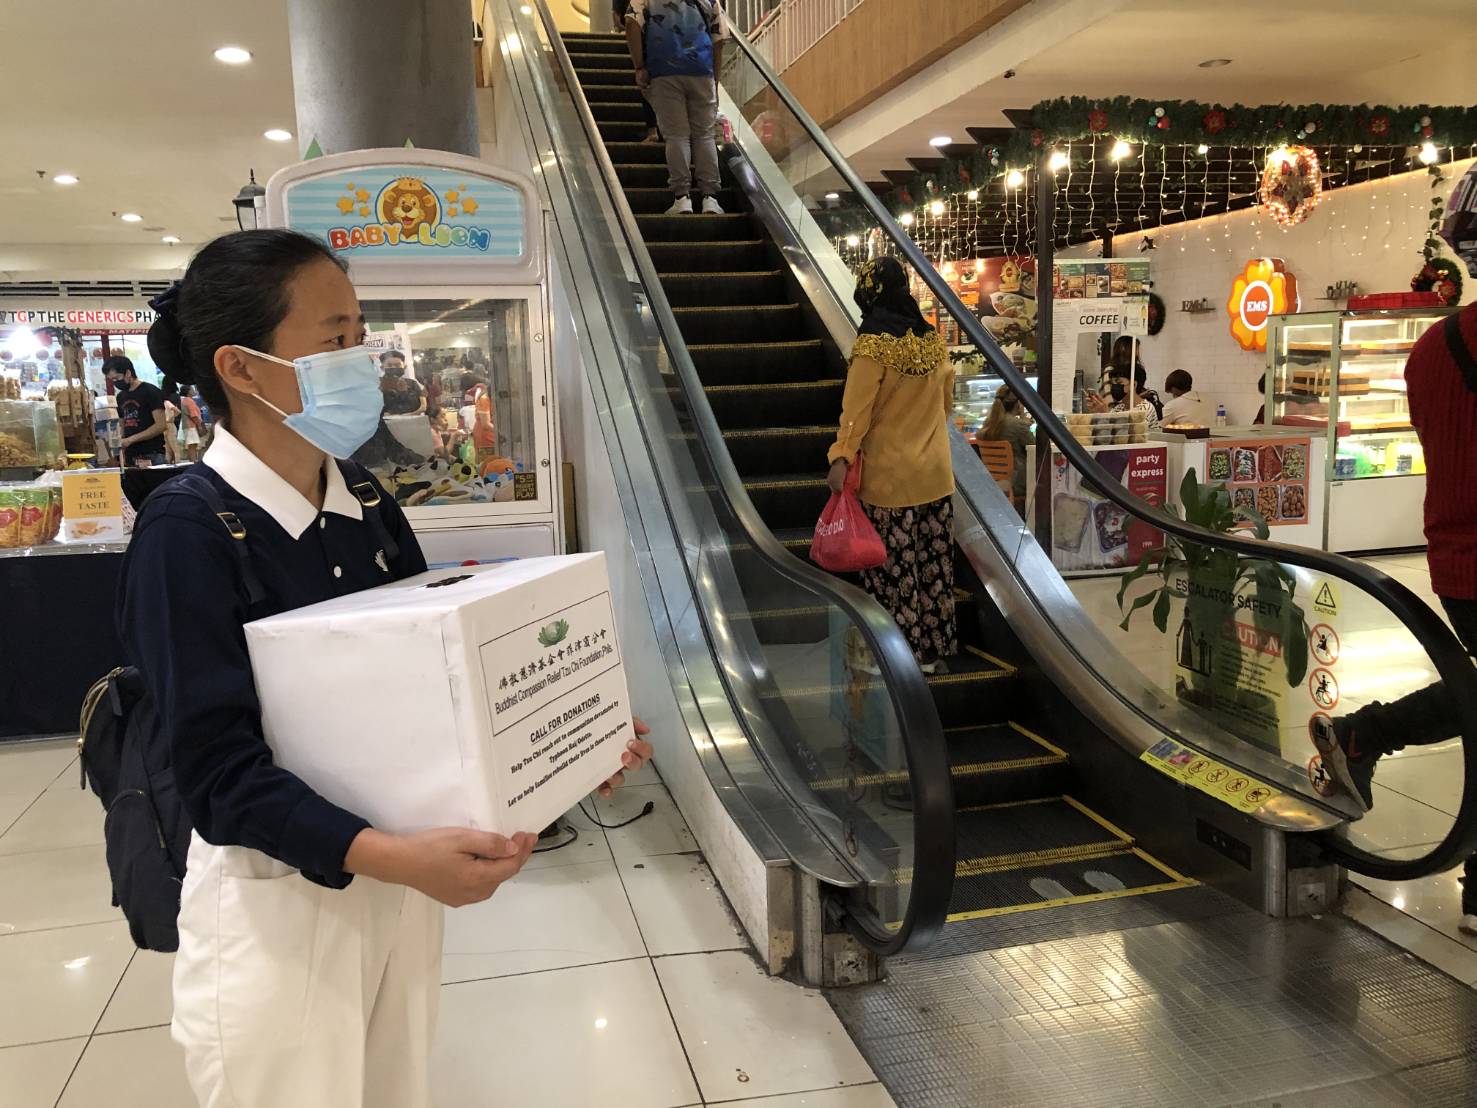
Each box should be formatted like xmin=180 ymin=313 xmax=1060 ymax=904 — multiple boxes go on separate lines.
xmin=529 ymin=2 xmax=956 ymax=953
xmin=721 ymin=23 xmax=1477 ymax=882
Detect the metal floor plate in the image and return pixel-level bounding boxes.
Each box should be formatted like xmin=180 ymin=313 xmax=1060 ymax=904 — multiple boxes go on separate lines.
xmin=828 ymin=888 xmax=1477 ymax=1107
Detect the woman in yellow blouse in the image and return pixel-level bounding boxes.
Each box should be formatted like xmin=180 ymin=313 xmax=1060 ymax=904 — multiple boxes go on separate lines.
xmin=826 ymin=257 xmax=957 ymax=671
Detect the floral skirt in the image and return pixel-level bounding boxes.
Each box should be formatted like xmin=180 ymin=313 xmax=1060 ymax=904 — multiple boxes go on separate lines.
xmin=858 ymin=496 xmax=957 ymax=665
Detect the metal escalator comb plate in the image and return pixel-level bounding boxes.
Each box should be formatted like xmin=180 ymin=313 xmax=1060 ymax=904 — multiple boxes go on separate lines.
xmin=1082 ymin=870 xmax=1128 ymax=893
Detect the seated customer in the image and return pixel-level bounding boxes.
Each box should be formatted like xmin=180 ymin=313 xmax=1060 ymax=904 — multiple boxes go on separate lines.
xmin=979 ymin=384 xmax=1033 ymax=502
xmin=1161 ymin=369 xmax=1207 ymax=425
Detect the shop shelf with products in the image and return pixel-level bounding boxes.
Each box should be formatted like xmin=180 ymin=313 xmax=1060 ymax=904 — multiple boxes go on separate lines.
xmin=1266 ymin=307 xmax=1452 ymax=553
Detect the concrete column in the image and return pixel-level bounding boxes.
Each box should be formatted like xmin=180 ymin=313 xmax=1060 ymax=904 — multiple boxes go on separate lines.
xmin=286 ymin=0 xmax=479 ymax=158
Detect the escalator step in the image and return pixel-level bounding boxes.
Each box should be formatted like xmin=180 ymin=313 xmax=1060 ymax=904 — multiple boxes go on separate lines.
xmin=616 ymin=163 xmax=675 ymax=187
xmin=759 ymin=644 xmax=1017 ymax=712
xmin=569 ymin=52 xmax=633 ymax=71
xmin=673 ymin=305 xmax=805 ymax=344
xmin=688 ymin=339 xmax=825 ymax=385
xmin=739 ymin=472 xmax=830 ymax=531
xmin=946 ymin=723 xmax=1071 ymax=807
xmin=599 ymin=120 xmax=651 ymax=142
xmin=703 ymin=378 xmax=845 ymax=429
xmin=588 ymin=101 xmax=647 ymax=122
xmin=608 ymin=141 xmax=671 ymax=165
xmin=954 ymin=796 xmax=1130 ymax=862
xmin=572 ymin=66 xmax=635 ymax=83
xmin=635 ymin=212 xmax=756 ymax=242
xmin=947 ymin=849 xmax=1193 ymax=920
xmin=661 ymin=269 xmax=787 ymax=305
xmin=581 ymin=83 xmax=646 ymax=105
xmin=627 ymin=188 xmax=744 ymax=215
xmin=804 ymin=719 xmax=1063 ymax=792
xmin=722 ymin=424 xmax=835 ymax=476
xmin=646 ymin=239 xmax=770 ymax=271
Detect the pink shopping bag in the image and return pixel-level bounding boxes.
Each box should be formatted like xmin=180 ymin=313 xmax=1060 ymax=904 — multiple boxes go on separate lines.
xmin=810 ymin=457 xmax=887 ymax=573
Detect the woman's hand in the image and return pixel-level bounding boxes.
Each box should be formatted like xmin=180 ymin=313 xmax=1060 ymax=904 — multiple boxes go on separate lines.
xmin=827 ymin=458 xmax=849 ymax=493
xmin=598 ymin=718 xmax=654 ymax=798
xmin=1084 ymin=390 xmax=1109 ymax=413
xmin=345 ymin=826 xmax=538 ymax=908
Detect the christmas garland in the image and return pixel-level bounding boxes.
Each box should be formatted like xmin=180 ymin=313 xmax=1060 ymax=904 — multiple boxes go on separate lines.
xmin=879 ymin=97 xmax=1477 ymax=220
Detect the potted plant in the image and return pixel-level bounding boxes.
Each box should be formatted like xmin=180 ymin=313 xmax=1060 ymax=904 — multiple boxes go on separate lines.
xmin=1116 ymin=468 xmax=1309 ymax=753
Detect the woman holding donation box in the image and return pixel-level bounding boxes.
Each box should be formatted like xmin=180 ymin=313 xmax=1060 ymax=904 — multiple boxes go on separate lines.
xmin=118 ymin=229 xmax=652 ymax=1108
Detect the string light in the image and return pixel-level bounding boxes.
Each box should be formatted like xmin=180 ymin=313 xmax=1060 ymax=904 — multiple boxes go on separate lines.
xmin=1048 ymin=149 xmax=1069 ymax=172
xmin=1110 ymin=139 xmax=1131 ymax=161
xmin=1196 ymin=143 xmax=1209 ymax=155
xmin=930 ymin=199 xmax=946 ymax=217
xmin=845 ymin=234 xmax=860 ymax=247
xmin=966 ymin=189 xmax=979 ymax=201
xmin=1419 ymin=141 xmax=1440 ymax=165
xmin=1005 ymin=169 xmax=1025 ymax=189
xmin=900 ymin=212 xmax=914 ymax=227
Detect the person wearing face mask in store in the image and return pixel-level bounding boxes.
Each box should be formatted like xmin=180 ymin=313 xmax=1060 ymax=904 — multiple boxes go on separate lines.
xmin=119 ymin=230 xmax=654 ymax=1107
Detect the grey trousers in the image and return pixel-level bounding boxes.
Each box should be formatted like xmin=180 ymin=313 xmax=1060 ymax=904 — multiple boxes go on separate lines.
xmin=645 ymin=74 xmax=720 ymax=196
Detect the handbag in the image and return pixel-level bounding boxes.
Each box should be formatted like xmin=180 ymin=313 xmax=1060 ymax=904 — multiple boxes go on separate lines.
xmin=810 ymin=455 xmax=887 ymax=572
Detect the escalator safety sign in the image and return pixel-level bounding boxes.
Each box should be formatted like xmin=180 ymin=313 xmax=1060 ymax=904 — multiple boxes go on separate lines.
xmin=1312 ymin=580 xmax=1339 ymax=618
xmin=1141 ymin=738 xmax=1280 ymax=813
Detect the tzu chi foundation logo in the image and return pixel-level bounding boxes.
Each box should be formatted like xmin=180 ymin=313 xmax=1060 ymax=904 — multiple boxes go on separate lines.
xmin=327 ymin=176 xmax=493 ymax=252
xmin=1227 ymin=258 xmax=1299 ymax=352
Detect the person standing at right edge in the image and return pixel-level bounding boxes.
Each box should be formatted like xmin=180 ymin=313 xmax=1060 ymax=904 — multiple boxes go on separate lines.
xmin=826 ymin=257 xmax=957 ymax=672
xmin=1314 ymin=291 xmax=1477 ymax=933
xmin=626 ymin=0 xmax=726 ymax=215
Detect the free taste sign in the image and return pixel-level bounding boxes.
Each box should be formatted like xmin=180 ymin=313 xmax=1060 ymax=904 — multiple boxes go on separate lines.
xmin=1227 ymin=258 xmax=1300 ymax=352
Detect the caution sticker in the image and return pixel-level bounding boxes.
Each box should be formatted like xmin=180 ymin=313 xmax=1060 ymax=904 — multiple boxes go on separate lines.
xmin=1141 ymin=738 xmax=1281 ymax=813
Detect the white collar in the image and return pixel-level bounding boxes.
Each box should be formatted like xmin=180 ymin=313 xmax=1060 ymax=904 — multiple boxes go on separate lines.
xmin=202 ymin=425 xmax=363 ymax=539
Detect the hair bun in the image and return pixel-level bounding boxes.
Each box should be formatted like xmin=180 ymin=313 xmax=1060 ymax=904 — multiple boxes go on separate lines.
xmin=147 ymin=298 xmax=194 ymax=388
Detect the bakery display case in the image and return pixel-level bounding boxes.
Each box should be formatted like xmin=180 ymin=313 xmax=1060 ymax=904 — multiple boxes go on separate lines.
xmin=1266 ymin=307 xmax=1452 ymax=552
xmin=951 ymin=370 xmax=1037 ymax=436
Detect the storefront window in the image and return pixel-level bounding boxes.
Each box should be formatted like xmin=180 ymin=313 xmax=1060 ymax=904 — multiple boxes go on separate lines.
xmin=357 ymin=296 xmax=542 ymax=507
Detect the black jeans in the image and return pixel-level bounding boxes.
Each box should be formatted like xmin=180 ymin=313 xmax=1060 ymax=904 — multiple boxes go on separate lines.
xmin=1348 ymin=598 xmax=1477 ymax=754
xmin=1348 ymin=596 xmax=1477 ymax=910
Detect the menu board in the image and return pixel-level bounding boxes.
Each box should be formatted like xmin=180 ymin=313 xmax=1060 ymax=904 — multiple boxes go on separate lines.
xmin=1053 ymin=259 xmax=1151 ymax=299
xmin=913 ymin=255 xmax=1036 ymax=355
xmin=1049 ymin=444 xmax=1167 ymax=574
xmin=1206 ymin=438 xmax=1311 ymax=527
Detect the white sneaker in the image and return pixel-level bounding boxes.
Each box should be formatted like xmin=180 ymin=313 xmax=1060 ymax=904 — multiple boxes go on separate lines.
xmin=1462 ymin=913 xmax=1477 ymax=936
xmin=665 ymin=195 xmax=693 ymax=215
xmin=701 ymin=195 xmax=725 ymax=214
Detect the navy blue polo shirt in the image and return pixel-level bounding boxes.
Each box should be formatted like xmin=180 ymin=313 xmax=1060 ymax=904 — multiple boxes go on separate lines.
xmin=116 ymin=426 xmax=426 ymax=888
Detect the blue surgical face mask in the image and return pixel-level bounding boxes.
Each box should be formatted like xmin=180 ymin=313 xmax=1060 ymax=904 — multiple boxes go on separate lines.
xmin=235 ymin=344 xmax=383 ymax=458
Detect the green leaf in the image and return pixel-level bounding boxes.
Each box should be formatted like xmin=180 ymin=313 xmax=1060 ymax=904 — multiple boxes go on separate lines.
xmin=1233 ymin=505 xmax=1270 ymax=540
xmin=1152 ymin=589 xmax=1172 ymax=634
xmin=1119 ymin=587 xmax=1162 ymax=631
xmin=1283 ymin=606 xmax=1309 ymax=686
xmin=1116 ymin=546 xmax=1170 ymax=609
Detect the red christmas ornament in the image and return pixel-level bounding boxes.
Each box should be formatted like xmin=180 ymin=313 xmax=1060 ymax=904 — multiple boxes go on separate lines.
xmin=1087 ymin=109 xmax=1108 ymax=133
xmin=958 ymin=164 xmax=972 ymax=183
xmin=1367 ymin=114 xmax=1390 ymax=137
xmin=1156 ymin=117 xmax=1171 ymax=131
xmin=1203 ymin=110 xmax=1227 ymax=135
xmin=1031 ymin=129 xmax=1044 ymax=148
xmin=1422 ymin=125 xmax=1434 ymax=138
xmin=898 ymin=187 xmax=913 ymax=205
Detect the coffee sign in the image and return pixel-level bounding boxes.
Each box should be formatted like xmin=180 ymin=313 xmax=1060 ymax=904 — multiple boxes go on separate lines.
xmin=1227 ymin=258 xmax=1299 ymax=352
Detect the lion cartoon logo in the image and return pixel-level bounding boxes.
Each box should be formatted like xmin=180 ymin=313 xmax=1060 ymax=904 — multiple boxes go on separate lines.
xmin=377 ymin=177 xmax=440 ymax=239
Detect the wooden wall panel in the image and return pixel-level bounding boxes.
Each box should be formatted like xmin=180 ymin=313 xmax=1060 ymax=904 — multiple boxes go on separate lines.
xmin=779 ymin=0 xmax=1033 ymax=129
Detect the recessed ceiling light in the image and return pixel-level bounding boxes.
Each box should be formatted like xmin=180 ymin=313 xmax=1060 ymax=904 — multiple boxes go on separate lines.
xmin=824 ymin=191 xmax=840 ymax=200
xmin=161 ymin=235 xmax=181 ymax=244
xmin=520 ymin=4 xmax=532 ymax=11
xmin=52 ymin=174 xmax=79 ymax=186
xmin=929 ymin=200 xmax=946 ymax=216
xmin=1419 ymin=141 xmax=1440 ymax=165
xmin=966 ymin=190 xmax=979 ymax=201
xmin=214 ymin=45 xmax=253 ymax=65
xmin=1005 ymin=169 xmax=1026 ymax=189
xmin=264 ymin=128 xmax=293 ymax=142
xmin=1048 ymin=149 xmax=1069 ymax=172
xmin=929 ymin=135 xmax=952 ymax=148
xmin=120 ymin=212 xmax=142 ymax=222
xmin=1196 ymin=143 xmax=1210 ymax=154
xmin=1110 ymin=139 xmax=1131 ymax=161
xmin=899 ymin=212 xmax=915 ymax=227
xmin=1198 ymin=58 xmax=1231 ymax=68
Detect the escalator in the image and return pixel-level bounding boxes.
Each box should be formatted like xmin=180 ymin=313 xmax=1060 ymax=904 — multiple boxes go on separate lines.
xmin=564 ymin=30 xmax=1195 ymax=924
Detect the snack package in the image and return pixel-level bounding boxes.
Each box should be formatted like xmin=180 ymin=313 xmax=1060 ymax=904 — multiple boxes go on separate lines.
xmin=0 ymin=488 xmax=20 ymax=548
xmin=1233 ymin=487 xmax=1256 ymax=513
xmin=1053 ymin=493 xmax=1092 ymax=552
xmin=1208 ymin=450 xmax=1231 ymax=482
xmin=1255 ymin=484 xmax=1280 ymax=521
xmin=1279 ymin=484 xmax=1307 ymax=521
xmin=1093 ymin=500 xmax=1129 ymax=553
xmin=1256 ymin=445 xmax=1282 ymax=482
xmin=1233 ymin=448 xmax=1257 ymax=482
xmin=1281 ymin=446 xmax=1306 ymax=480
xmin=16 ymin=486 xmax=48 ymax=546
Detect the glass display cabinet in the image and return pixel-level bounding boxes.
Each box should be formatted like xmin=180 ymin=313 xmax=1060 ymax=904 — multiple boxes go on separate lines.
xmin=1267 ymin=308 xmax=1452 ymax=552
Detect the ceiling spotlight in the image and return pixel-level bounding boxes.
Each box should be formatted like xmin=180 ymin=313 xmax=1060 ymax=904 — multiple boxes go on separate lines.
xmin=119 ymin=212 xmax=142 ymax=222
xmin=928 ymin=136 xmax=952 ymax=148
xmin=213 ymin=45 xmax=253 ymax=65
xmin=966 ymin=189 xmax=979 ymax=201
xmin=264 ymin=128 xmax=293 ymax=142
xmin=1110 ymin=139 xmax=1131 ymax=161
xmin=1196 ymin=144 xmax=1210 ymax=155
xmin=1047 ymin=149 xmax=1068 ymax=172
xmin=161 ymin=235 xmax=181 ymax=244
xmin=929 ymin=199 xmax=946 ymax=216
xmin=1198 ymin=58 xmax=1231 ymax=68
xmin=1419 ymin=141 xmax=1440 ymax=165
xmin=845 ymin=234 xmax=860 ymax=247
xmin=520 ymin=4 xmax=532 ymax=11
xmin=52 ymin=173 xmax=79 ymax=186
xmin=1005 ymin=169 xmax=1026 ymax=189
xmin=899 ymin=212 xmax=915 ymax=227
xmin=824 ymin=191 xmax=840 ymax=200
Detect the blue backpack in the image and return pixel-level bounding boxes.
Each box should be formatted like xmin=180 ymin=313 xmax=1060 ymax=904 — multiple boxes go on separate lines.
xmin=643 ymin=0 xmax=719 ymax=79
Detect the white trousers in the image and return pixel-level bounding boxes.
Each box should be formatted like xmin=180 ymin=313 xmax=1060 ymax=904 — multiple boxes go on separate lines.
xmin=172 ymin=833 xmax=444 ymax=1108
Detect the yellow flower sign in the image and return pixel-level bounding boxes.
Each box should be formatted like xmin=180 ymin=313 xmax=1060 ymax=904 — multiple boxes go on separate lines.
xmin=1227 ymin=258 xmax=1299 ymax=352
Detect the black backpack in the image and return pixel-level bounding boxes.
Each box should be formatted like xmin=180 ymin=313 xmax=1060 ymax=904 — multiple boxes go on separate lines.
xmin=80 ymin=465 xmax=398 ymax=951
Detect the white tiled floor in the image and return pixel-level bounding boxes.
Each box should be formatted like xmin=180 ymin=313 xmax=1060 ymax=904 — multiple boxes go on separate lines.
xmin=0 ymin=739 xmax=892 ymax=1108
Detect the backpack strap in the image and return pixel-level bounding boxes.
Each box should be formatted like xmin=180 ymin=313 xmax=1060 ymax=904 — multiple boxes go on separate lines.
xmin=1442 ymin=312 xmax=1477 ymax=395
xmin=336 ymin=462 xmax=400 ymax=564
xmin=167 ymin=471 xmax=267 ymax=607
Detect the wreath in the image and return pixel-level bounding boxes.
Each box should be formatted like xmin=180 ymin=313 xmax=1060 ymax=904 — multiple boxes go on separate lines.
xmin=1259 ymin=145 xmax=1322 ymax=227
xmin=1412 ymin=257 xmax=1464 ymax=306
xmin=1146 ymin=292 xmax=1166 ymax=336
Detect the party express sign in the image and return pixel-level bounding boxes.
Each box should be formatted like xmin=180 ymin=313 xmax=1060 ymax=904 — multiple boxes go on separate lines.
xmin=284 ymin=166 xmax=525 ymax=260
